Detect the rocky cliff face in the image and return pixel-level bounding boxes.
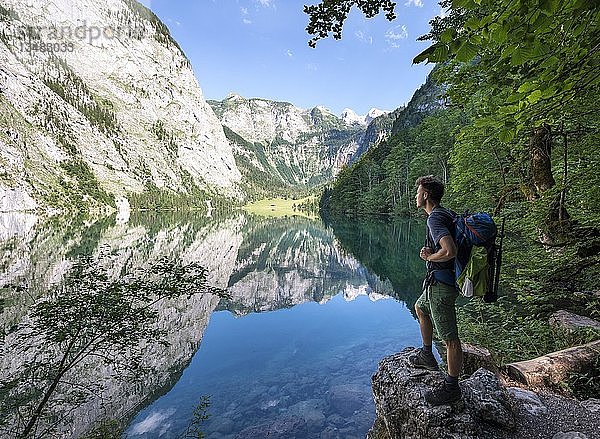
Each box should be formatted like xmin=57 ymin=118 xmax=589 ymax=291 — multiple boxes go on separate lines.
xmin=333 ymin=107 xmax=404 ymax=172
xmin=391 ymin=71 xmax=446 ymax=134
xmin=0 ymin=0 xmax=241 ymax=213
xmin=209 ymin=95 xmax=394 ymax=197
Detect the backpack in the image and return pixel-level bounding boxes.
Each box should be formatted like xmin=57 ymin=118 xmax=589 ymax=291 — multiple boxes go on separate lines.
xmin=453 ymin=212 xmax=504 ymax=302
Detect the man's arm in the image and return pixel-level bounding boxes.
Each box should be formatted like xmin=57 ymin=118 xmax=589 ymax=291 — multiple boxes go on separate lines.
xmin=420 ymin=235 xmax=457 ymax=262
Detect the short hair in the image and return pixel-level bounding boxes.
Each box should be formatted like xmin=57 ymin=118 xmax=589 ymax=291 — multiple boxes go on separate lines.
xmin=415 ymin=175 xmax=445 ymax=203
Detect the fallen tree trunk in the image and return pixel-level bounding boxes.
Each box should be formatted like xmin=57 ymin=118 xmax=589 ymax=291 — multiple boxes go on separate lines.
xmin=506 ymin=340 xmax=600 ymax=388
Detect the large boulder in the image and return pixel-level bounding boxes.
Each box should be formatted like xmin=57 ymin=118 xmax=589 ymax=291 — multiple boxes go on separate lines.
xmin=549 ymin=310 xmax=600 ymax=331
xmin=367 ymin=348 xmax=515 ymax=439
xmin=368 ymin=348 xmax=600 ymax=439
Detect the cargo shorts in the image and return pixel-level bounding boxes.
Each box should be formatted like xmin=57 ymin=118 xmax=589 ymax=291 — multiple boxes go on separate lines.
xmin=415 ymin=282 xmax=459 ymax=341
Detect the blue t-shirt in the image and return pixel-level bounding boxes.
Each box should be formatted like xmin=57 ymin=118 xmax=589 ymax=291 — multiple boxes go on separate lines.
xmin=426 ymin=206 xmax=456 ymax=286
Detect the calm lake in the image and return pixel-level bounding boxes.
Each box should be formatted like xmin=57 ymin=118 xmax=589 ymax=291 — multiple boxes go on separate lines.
xmin=0 ymin=210 xmax=429 ymax=438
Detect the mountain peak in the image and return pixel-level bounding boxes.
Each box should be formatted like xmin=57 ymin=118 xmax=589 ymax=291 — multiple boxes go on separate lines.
xmin=365 ymin=108 xmax=387 ymax=124
xmin=341 ymin=108 xmax=365 ymax=126
xmin=226 ymin=92 xmax=245 ymax=101
xmin=341 ymin=108 xmax=388 ymax=126
xmin=313 ymin=105 xmax=333 ymax=114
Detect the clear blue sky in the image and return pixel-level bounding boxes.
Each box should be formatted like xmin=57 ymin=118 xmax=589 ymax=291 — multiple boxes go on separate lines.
xmin=139 ymin=0 xmax=443 ymax=116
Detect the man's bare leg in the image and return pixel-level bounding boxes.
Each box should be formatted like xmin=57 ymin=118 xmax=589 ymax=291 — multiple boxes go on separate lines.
xmin=445 ymin=338 xmax=463 ymax=377
xmin=415 ymin=304 xmax=433 ymax=346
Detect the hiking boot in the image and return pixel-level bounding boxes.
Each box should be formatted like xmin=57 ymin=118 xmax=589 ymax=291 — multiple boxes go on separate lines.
xmin=425 ymin=381 xmax=462 ymax=406
xmin=408 ymin=348 xmax=439 ymax=371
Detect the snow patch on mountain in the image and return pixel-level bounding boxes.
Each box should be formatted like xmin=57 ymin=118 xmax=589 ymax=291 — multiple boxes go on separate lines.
xmin=341 ymin=108 xmax=389 ymax=126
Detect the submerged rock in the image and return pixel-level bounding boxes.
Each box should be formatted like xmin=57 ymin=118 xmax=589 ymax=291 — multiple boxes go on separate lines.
xmin=234 ymin=415 xmax=307 ymax=439
xmin=328 ymin=383 xmax=370 ymax=417
xmin=286 ymin=399 xmax=327 ymax=432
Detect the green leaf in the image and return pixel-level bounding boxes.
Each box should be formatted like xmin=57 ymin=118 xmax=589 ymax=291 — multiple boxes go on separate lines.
xmin=538 ymin=55 xmax=559 ymax=70
xmin=440 ymin=28 xmax=456 ymax=44
xmin=540 ymin=85 xmax=558 ymax=99
xmin=500 ymin=44 xmax=516 ymax=60
xmin=532 ymin=13 xmax=551 ymax=31
xmin=480 ymin=14 xmax=493 ymax=26
xmin=449 ymin=38 xmax=462 ymax=52
xmin=531 ymin=41 xmax=548 ymax=59
xmin=470 ymin=34 xmax=482 ymax=45
xmin=491 ymin=25 xmax=508 ymax=45
xmin=432 ymin=44 xmax=450 ymax=61
xmin=527 ymin=89 xmax=542 ymax=104
xmin=539 ymin=0 xmax=559 ymax=14
xmin=573 ymin=22 xmax=587 ymax=37
xmin=510 ymin=47 xmax=532 ymax=66
xmin=455 ymin=40 xmax=478 ymax=62
xmin=498 ymin=104 xmax=518 ymax=115
xmin=465 ymin=16 xmax=481 ymax=30
xmin=498 ymin=128 xmax=515 ymax=143
xmin=473 ymin=116 xmax=501 ymax=128
xmin=517 ymin=82 xmax=536 ymax=93
xmin=506 ymin=92 xmax=524 ymax=104
xmin=452 ymin=0 xmax=478 ymax=9
xmin=413 ymin=44 xmax=436 ymax=64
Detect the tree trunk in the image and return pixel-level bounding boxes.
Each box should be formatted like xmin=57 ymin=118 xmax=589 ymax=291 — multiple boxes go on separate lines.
xmin=529 ymin=124 xmax=571 ymax=241
xmin=559 ymin=125 xmax=568 ymax=222
xmin=529 ymin=124 xmax=555 ymax=193
xmin=505 ymin=340 xmax=600 ymax=388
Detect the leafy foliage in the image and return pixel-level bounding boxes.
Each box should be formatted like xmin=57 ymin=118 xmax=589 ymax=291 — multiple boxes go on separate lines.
xmin=305 ymin=0 xmax=397 ymax=47
xmin=564 ymin=355 xmax=600 ymax=400
xmin=325 ymin=108 xmax=464 ymax=215
xmin=0 ymin=255 xmax=227 ymax=438
xmin=457 ymin=296 xmax=599 ymax=367
xmin=415 ymin=0 xmax=600 ymax=141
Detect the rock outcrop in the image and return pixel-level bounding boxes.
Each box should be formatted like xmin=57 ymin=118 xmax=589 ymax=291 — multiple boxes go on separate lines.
xmin=549 ymin=310 xmax=600 ymax=331
xmin=368 ymin=348 xmax=600 ymax=439
xmin=0 ymin=0 xmax=242 ymax=213
xmin=368 ymin=348 xmax=515 ymax=439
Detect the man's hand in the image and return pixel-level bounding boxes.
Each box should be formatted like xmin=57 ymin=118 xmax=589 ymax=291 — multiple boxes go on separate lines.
xmin=420 ymin=247 xmax=433 ymax=261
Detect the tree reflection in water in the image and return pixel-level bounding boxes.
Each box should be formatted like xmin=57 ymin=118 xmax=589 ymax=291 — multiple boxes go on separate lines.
xmin=1 ymin=251 xmax=226 ymax=439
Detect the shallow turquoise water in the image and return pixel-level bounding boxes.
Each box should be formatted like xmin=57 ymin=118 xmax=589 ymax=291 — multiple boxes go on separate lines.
xmin=127 ymin=292 xmax=421 ymax=438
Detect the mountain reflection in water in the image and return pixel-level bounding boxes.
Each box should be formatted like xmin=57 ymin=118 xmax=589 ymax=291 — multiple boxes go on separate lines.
xmin=0 ymin=211 xmax=426 ymax=438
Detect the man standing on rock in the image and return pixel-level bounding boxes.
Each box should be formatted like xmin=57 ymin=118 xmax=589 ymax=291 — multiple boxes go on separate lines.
xmin=410 ymin=175 xmax=462 ymax=405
